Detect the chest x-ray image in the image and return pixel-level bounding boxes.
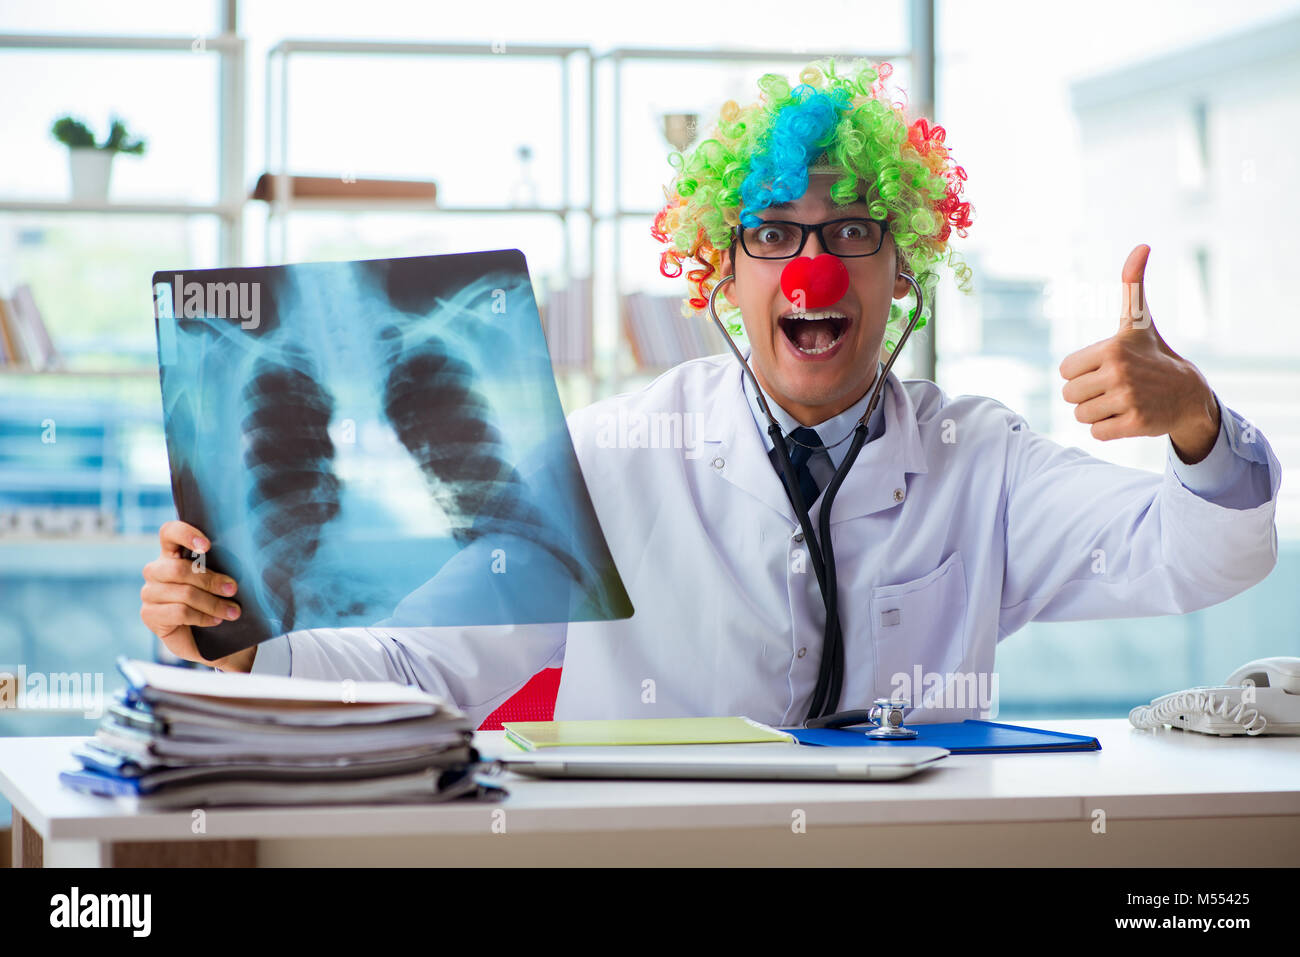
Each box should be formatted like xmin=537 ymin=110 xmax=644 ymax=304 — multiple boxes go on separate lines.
xmin=153 ymin=249 xmax=633 ymax=661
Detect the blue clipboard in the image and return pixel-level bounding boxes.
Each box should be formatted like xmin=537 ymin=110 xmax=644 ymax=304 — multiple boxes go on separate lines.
xmin=787 ymin=719 xmax=1101 ymax=754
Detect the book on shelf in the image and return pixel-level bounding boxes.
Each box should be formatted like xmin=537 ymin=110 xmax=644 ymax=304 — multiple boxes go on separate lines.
xmin=250 ymin=173 xmax=439 ymax=202
xmin=622 ymin=292 xmax=721 ymax=370
xmin=0 ymin=283 xmax=59 ymax=370
xmin=622 ymin=297 xmax=646 ymax=368
xmin=541 ymin=277 xmax=592 ymax=370
xmin=0 ymin=297 xmax=15 ymax=365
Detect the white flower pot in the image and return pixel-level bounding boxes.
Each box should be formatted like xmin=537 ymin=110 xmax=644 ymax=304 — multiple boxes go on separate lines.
xmin=67 ymin=148 xmax=114 ymax=202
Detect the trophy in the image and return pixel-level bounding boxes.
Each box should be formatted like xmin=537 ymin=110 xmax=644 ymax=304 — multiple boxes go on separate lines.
xmin=660 ymin=113 xmax=699 ymax=153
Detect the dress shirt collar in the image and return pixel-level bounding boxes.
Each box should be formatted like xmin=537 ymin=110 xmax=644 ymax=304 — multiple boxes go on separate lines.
xmin=741 ymin=352 xmax=888 ymax=471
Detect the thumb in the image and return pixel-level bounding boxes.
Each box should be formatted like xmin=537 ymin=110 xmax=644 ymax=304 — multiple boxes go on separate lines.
xmin=1118 ymin=244 xmax=1152 ymax=333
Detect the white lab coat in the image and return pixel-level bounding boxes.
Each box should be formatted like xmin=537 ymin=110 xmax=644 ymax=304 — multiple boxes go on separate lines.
xmin=254 ymin=352 xmax=1282 ymax=729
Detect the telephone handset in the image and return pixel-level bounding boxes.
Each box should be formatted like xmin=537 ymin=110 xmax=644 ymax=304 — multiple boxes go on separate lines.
xmin=1129 ymin=657 xmax=1300 ymax=736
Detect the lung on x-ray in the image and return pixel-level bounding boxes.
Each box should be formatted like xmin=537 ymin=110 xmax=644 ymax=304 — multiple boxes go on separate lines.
xmin=152 ymin=249 xmax=633 ymax=660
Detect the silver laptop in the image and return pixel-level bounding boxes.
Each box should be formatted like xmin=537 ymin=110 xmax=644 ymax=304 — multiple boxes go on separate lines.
xmin=498 ymin=742 xmax=949 ymax=781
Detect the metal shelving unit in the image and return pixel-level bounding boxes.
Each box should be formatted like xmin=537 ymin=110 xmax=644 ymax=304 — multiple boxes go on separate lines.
xmin=0 ymin=200 xmax=239 ymax=216
xmin=0 ymin=26 xmax=245 ymax=379
xmin=0 ymin=369 xmax=157 ymax=377
xmin=262 ymin=38 xmax=597 ymax=383
xmin=0 ymin=6 xmax=937 ymax=393
xmin=0 ymin=29 xmax=246 ymax=265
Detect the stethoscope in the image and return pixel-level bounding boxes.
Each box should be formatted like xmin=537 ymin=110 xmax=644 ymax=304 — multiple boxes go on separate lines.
xmin=706 ymin=252 xmax=926 ymax=730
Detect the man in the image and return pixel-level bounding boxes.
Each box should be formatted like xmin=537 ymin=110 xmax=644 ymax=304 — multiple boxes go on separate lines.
xmin=140 ymin=59 xmax=1280 ymax=729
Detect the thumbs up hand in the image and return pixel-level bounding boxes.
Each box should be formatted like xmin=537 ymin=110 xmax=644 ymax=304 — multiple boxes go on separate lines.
xmin=1059 ymin=244 xmax=1221 ymax=463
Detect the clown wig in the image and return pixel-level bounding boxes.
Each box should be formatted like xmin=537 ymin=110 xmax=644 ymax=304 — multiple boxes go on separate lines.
xmin=651 ymin=58 xmax=975 ymax=350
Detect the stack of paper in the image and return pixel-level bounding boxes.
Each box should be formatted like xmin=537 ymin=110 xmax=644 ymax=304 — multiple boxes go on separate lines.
xmin=59 ymin=657 xmax=504 ymax=808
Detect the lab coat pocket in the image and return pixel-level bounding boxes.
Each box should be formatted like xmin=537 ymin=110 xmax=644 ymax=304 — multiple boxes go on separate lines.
xmin=871 ymin=551 xmax=968 ymax=700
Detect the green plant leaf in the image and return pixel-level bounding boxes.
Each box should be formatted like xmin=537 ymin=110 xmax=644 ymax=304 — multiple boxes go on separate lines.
xmin=50 ymin=114 xmax=147 ymax=154
xmin=51 ymin=115 xmax=96 ymax=149
xmin=100 ymin=116 xmax=146 ymax=155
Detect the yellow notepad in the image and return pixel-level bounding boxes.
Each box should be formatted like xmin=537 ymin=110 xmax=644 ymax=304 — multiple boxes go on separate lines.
xmin=502 ymin=716 xmax=794 ymax=750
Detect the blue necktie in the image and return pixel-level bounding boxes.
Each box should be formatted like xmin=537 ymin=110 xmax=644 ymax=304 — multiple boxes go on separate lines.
xmin=781 ymin=426 xmax=824 ymax=507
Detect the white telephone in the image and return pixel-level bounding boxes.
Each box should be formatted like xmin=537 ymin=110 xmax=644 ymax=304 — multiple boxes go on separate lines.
xmin=1129 ymin=657 xmax=1300 ymax=736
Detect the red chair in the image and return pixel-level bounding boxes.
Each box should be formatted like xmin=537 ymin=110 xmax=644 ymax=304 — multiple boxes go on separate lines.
xmin=478 ymin=668 xmax=562 ymax=730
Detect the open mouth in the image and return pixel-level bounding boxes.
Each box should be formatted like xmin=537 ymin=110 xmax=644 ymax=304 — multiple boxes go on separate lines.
xmin=778 ymin=310 xmax=851 ymax=356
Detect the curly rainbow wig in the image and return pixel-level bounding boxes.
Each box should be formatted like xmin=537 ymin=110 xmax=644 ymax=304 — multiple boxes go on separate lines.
xmin=651 ymin=58 xmax=975 ymax=349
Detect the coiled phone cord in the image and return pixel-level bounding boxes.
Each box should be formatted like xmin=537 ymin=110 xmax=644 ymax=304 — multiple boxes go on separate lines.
xmin=1129 ymin=689 xmax=1268 ymax=735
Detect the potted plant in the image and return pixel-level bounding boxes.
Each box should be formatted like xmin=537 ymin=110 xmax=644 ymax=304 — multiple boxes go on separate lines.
xmin=50 ymin=115 xmax=147 ymax=202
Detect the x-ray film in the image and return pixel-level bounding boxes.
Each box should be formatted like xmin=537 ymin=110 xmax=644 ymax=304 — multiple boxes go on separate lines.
xmin=152 ymin=249 xmax=633 ymax=660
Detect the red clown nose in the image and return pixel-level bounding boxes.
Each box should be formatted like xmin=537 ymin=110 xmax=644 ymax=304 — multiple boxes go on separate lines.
xmin=779 ymin=254 xmax=850 ymax=312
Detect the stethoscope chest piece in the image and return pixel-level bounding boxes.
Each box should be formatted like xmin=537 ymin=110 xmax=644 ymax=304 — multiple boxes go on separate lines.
xmin=862 ymin=698 xmax=919 ymax=739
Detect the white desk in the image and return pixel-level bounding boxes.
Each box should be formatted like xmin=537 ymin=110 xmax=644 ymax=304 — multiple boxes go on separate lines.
xmin=4 ymin=719 xmax=1299 ymax=866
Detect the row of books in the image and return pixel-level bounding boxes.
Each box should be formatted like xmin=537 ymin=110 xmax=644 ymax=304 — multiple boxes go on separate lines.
xmin=0 ymin=283 xmax=59 ymax=369
xmin=623 ymin=292 xmax=722 ymax=369
xmin=541 ymin=277 xmax=593 ymax=369
xmin=60 ymin=658 xmax=506 ymax=809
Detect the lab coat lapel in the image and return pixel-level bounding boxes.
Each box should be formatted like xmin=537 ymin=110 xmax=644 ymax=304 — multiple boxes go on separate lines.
xmin=702 ymin=359 xmax=800 ymax=521
xmin=701 ymin=357 xmax=929 ymax=524
xmin=813 ymin=369 xmax=929 ymax=525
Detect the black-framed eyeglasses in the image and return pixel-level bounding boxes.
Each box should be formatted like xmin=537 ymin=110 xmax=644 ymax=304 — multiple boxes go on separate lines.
xmin=735 ymin=217 xmax=889 ymax=260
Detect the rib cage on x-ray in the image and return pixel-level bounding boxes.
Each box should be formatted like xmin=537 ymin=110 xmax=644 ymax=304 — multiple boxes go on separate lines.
xmin=380 ymin=339 xmax=586 ymax=583
xmin=154 ymin=250 xmax=631 ymax=659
